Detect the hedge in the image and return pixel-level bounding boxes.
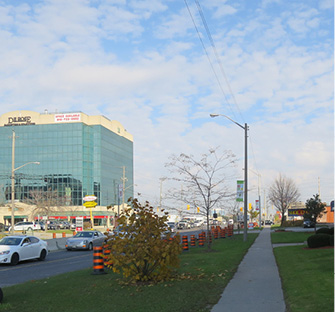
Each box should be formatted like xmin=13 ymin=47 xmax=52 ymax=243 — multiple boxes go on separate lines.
xmin=307 ymin=234 xmax=332 ymax=248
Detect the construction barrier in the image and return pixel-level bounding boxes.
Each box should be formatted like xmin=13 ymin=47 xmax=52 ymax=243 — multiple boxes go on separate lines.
xmin=103 ymin=244 xmax=113 ymax=268
xmin=92 ymin=246 xmax=106 ymax=275
xmin=190 ymin=235 xmax=196 ymax=247
xmin=198 ymin=232 xmax=205 ymax=247
xmin=62 ymin=232 xmax=66 ymax=238
xmin=228 ymin=225 xmax=233 ymax=237
xmin=214 ymin=227 xmax=219 ymax=239
xmin=182 ymin=235 xmax=189 ymax=251
xmin=220 ymin=227 xmax=226 ymax=238
xmin=207 ymin=231 xmax=212 ymax=244
xmin=52 ymin=233 xmax=56 ymax=239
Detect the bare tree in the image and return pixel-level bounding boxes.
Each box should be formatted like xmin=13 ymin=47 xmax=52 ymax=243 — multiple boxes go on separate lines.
xmin=268 ymin=174 xmax=300 ymax=226
xmin=26 ymin=188 xmax=66 ymax=219
xmin=165 ymin=147 xmax=237 ymax=249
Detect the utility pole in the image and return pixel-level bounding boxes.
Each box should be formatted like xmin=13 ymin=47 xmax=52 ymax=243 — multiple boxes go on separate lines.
xmin=159 ymin=178 xmax=166 ymax=211
xmin=121 ymin=166 xmax=127 ymax=208
xmin=11 ymin=131 xmax=16 ymax=234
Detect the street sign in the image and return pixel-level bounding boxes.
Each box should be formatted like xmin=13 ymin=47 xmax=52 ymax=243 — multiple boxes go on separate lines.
xmin=83 ymin=201 xmax=98 ymax=208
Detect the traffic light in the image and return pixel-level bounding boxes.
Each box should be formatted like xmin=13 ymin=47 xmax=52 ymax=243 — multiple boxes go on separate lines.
xmin=187 ymin=204 xmax=190 ymax=210
xmin=249 ymin=203 xmax=252 ymax=210
xmin=197 ymin=207 xmax=200 ymax=213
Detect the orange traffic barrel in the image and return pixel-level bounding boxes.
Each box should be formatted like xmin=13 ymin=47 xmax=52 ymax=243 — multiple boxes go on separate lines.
xmin=92 ymin=246 xmax=106 ymax=275
xmin=214 ymin=228 xmax=218 ymax=239
xmin=190 ymin=235 xmax=196 ymax=247
xmin=62 ymin=232 xmax=66 ymax=238
xmin=103 ymin=244 xmax=113 ymax=268
xmin=182 ymin=235 xmax=189 ymax=251
xmin=52 ymin=233 xmax=56 ymax=239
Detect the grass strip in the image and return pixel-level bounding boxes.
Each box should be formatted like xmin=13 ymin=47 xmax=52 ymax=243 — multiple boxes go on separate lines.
xmin=271 ymin=231 xmax=313 ymax=244
xmin=274 ymin=246 xmax=334 ymax=312
xmin=0 ymin=233 xmax=258 ymax=312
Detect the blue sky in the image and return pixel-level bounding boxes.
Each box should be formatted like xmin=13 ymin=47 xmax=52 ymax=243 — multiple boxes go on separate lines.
xmin=0 ymin=0 xmax=333 ymax=214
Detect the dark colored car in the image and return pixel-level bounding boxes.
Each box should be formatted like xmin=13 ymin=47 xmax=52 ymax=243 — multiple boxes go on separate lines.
xmin=47 ymin=221 xmax=61 ymax=230
xmin=303 ymin=220 xmax=315 ymax=228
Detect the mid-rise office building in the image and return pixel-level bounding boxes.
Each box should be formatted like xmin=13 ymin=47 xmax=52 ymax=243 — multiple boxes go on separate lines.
xmin=0 ymin=110 xmax=133 ymax=226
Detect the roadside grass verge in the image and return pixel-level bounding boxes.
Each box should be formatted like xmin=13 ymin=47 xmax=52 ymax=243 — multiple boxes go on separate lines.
xmin=0 ymin=233 xmax=258 ymax=312
xmin=274 ymin=246 xmax=333 ymax=312
xmin=271 ymin=231 xmax=313 ymax=244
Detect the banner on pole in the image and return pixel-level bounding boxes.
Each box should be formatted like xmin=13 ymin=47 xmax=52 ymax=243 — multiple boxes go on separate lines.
xmin=255 ymin=199 xmax=259 ymax=211
xmin=236 ymin=180 xmax=244 ymax=202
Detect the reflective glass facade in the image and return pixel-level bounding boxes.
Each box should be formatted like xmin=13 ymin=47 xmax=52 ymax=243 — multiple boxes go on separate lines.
xmin=0 ymin=112 xmax=133 ymax=207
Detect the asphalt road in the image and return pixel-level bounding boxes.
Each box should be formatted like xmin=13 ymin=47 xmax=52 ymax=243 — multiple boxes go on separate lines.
xmin=0 ymin=250 xmax=93 ymax=287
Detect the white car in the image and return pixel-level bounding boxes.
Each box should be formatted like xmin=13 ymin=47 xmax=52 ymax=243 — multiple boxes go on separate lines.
xmin=65 ymin=230 xmax=106 ymax=251
xmin=9 ymin=221 xmax=41 ymax=232
xmin=0 ymin=235 xmax=48 ymax=265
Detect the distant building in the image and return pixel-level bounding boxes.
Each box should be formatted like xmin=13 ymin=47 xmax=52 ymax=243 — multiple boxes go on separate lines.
xmin=0 ymin=110 xmax=133 ymax=227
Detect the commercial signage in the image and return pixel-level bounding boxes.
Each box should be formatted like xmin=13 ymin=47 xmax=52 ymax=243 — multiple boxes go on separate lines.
xmin=4 ymin=115 xmax=35 ymax=126
xmin=255 ymin=200 xmax=259 ymax=211
xmin=83 ymin=201 xmax=98 ymax=208
xmin=83 ymin=195 xmax=97 ymax=202
xmin=236 ymin=180 xmax=244 ymax=202
xmin=76 ymin=216 xmax=83 ymax=232
xmin=288 ymin=209 xmax=306 ymax=216
xmin=55 ymin=113 xmax=81 ymax=123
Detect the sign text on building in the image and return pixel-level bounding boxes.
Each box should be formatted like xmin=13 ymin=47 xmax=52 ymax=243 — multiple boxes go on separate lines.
xmin=55 ymin=113 xmax=81 ymax=123
xmin=5 ymin=116 xmax=35 ymax=126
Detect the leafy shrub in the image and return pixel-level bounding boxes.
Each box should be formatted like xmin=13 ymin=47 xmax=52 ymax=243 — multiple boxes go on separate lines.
xmin=329 ymin=235 xmax=334 ymax=246
xmin=307 ymin=234 xmax=332 ymax=248
xmin=105 ymin=198 xmax=182 ymax=284
xmin=316 ymin=227 xmax=334 ymax=235
xmin=281 ymin=220 xmax=303 ymax=227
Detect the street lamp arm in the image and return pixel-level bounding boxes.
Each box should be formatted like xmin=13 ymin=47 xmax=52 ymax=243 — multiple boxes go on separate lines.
xmin=13 ymin=162 xmax=40 ymax=173
xmin=210 ymin=113 xmax=245 ymax=130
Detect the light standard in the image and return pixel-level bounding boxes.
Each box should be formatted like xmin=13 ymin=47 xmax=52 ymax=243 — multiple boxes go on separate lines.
xmin=210 ymin=113 xmax=249 ymax=242
xmin=159 ymin=177 xmax=166 ymax=211
xmin=249 ymin=168 xmax=262 ymax=228
xmin=11 ymin=162 xmax=40 ymax=234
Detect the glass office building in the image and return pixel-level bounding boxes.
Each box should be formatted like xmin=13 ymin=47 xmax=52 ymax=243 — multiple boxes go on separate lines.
xmin=0 ymin=111 xmax=133 ymax=209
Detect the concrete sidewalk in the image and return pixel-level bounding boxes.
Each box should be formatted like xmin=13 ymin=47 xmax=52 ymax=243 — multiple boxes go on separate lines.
xmin=211 ymin=227 xmax=286 ymax=312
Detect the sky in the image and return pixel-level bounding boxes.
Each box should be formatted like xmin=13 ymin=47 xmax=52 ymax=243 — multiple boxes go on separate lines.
xmin=0 ymin=0 xmax=333 ymax=216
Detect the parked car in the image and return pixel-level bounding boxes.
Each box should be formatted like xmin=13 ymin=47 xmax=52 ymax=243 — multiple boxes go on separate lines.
xmin=58 ymin=221 xmax=70 ymax=229
xmin=8 ymin=221 xmax=41 ymax=232
xmin=65 ymin=230 xmax=106 ymax=251
xmin=0 ymin=235 xmax=48 ymax=265
xmin=264 ymin=220 xmax=274 ymax=225
xmin=303 ymin=220 xmax=315 ymax=228
xmin=47 ymin=221 xmax=61 ymax=230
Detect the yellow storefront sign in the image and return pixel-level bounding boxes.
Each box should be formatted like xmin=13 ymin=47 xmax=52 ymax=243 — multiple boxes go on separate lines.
xmin=83 ymin=201 xmax=98 ymax=208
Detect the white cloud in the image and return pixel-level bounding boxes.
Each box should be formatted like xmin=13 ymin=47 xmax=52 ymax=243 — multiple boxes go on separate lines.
xmin=0 ymin=0 xmax=333 ymax=207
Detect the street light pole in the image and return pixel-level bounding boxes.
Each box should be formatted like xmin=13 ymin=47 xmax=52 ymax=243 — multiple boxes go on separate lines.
xmin=210 ymin=114 xmax=248 ymax=242
xmin=11 ymin=130 xmax=40 ymax=234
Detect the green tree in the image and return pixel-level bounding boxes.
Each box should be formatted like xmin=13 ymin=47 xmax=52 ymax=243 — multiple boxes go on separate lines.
xmin=249 ymin=207 xmax=259 ymax=223
xmin=304 ymin=194 xmax=326 ymax=233
xmin=105 ymin=198 xmax=182 ymax=284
